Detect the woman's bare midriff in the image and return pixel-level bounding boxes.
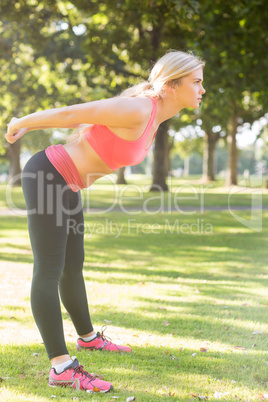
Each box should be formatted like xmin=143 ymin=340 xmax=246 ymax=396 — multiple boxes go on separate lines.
xmin=63 ymin=134 xmax=115 ymax=188
xmin=62 ymin=98 xmax=159 ymax=188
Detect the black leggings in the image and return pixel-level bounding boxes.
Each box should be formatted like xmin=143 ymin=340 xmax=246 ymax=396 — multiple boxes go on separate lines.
xmin=22 ymin=151 xmax=93 ymax=360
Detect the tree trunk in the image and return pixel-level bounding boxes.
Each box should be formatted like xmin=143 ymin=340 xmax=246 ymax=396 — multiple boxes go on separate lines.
xmin=166 ymin=137 xmax=173 ymax=177
xmin=202 ymin=132 xmax=218 ymax=181
xmin=150 ymin=120 xmax=169 ymax=192
xmin=7 ymin=140 xmax=22 ymax=186
xmin=226 ymin=115 xmax=238 ymax=186
xmin=183 ymin=156 xmax=190 ymax=177
xmin=145 ymin=149 xmax=153 ymax=177
xmin=116 ymin=166 xmax=127 ymax=184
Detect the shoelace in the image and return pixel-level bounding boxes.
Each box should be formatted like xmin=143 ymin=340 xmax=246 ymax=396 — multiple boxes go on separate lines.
xmin=99 ymin=325 xmax=113 ymax=344
xmin=73 ymin=365 xmax=96 ymax=381
xmin=99 ymin=325 xmax=129 ymax=351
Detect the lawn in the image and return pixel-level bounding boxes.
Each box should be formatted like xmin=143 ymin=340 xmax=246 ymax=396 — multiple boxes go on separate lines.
xmin=1 ymin=174 xmax=267 ymax=212
xmin=0 ymin=177 xmax=268 ymax=401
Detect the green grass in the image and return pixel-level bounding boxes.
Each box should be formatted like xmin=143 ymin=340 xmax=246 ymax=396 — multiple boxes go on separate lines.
xmin=1 ymin=174 xmax=268 ymax=211
xmin=0 ymin=207 xmax=268 ymax=401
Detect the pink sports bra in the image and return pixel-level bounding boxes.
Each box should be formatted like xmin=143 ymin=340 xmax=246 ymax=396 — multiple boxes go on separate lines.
xmin=85 ymin=97 xmax=157 ymax=171
xmin=45 ymin=97 xmax=157 ymax=192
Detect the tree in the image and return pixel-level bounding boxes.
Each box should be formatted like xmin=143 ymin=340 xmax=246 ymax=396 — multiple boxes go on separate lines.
xmin=196 ymin=0 xmax=268 ymax=185
xmin=172 ymin=126 xmax=204 ymax=177
xmin=72 ymin=0 xmax=203 ymax=191
xmin=150 ymin=120 xmax=170 ymax=191
xmin=116 ymin=167 xmax=127 ymax=185
xmin=0 ymin=3 xmax=67 ymax=183
xmin=3 ymin=0 xmax=267 ymax=190
xmin=200 ymin=95 xmax=228 ymax=182
xmin=0 ymin=1 xmax=113 ymax=183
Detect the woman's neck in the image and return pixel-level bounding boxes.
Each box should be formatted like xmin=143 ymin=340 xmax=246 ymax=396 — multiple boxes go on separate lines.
xmin=156 ymin=93 xmax=183 ymax=124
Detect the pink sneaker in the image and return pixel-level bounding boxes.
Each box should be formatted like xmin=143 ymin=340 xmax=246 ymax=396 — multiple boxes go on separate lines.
xmin=77 ymin=326 xmax=131 ymax=353
xmin=49 ymin=358 xmax=113 ymax=393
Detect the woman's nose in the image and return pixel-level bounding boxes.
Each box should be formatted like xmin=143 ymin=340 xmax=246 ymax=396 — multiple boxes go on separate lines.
xmin=200 ymin=85 xmax=206 ymax=94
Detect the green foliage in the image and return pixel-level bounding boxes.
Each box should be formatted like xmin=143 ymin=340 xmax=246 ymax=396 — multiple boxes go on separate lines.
xmin=173 ymin=132 xmax=204 ymax=159
xmin=0 ymin=0 xmax=267 ymax=178
xmin=169 ymin=0 xmax=268 ymax=177
xmin=197 ymin=0 xmax=268 ymax=122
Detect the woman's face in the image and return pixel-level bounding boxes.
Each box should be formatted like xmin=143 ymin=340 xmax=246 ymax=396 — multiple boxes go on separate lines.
xmin=173 ymin=68 xmax=205 ymax=110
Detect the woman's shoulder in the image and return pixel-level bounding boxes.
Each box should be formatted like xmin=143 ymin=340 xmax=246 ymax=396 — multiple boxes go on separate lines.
xmin=117 ymin=96 xmax=155 ymax=118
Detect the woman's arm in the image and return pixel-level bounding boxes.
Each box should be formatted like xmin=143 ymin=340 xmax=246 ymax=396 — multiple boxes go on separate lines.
xmin=5 ymin=120 xmax=83 ymax=144
xmin=6 ymin=97 xmax=147 ymax=142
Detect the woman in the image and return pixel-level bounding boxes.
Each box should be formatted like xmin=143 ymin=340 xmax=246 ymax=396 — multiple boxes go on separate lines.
xmin=5 ymin=50 xmax=205 ymax=393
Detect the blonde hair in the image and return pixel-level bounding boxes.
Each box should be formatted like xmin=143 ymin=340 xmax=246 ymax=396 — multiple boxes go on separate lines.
xmin=67 ymin=50 xmax=205 ymax=143
xmin=66 ymin=124 xmax=93 ymax=144
xmin=120 ymin=50 xmax=205 ymax=98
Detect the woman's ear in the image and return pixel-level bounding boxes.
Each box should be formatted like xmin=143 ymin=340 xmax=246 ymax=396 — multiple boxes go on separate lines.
xmin=166 ymin=78 xmax=182 ymax=93
xmin=168 ymin=86 xmax=175 ymax=93
xmin=164 ymin=82 xmax=175 ymax=93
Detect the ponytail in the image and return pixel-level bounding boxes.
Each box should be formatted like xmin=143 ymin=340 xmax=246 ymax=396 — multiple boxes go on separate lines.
xmin=120 ymin=50 xmax=205 ymax=99
xmin=119 ymin=80 xmax=160 ymax=99
xmin=66 ymin=50 xmax=205 ymax=142
xmin=66 ymin=124 xmax=93 ymax=144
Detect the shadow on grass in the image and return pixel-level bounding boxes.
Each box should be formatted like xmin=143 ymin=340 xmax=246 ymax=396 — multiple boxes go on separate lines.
xmin=0 ymin=252 xmax=33 ymax=264
xmin=82 ymin=262 xmax=268 ymax=287
xmin=0 ymin=343 xmax=267 ymax=401
xmin=90 ymin=305 xmax=268 ymax=352
xmin=1 ymin=298 xmax=267 ymax=354
xmin=80 ymin=211 xmax=268 ymax=290
xmin=0 ymin=305 xmax=32 ymax=325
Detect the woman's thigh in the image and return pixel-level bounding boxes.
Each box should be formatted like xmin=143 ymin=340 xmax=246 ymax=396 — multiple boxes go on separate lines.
xmin=22 ymin=151 xmax=78 ymax=272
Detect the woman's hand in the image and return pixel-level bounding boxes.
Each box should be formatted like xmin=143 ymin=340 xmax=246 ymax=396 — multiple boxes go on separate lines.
xmin=5 ymin=117 xmax=28 ymax=144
